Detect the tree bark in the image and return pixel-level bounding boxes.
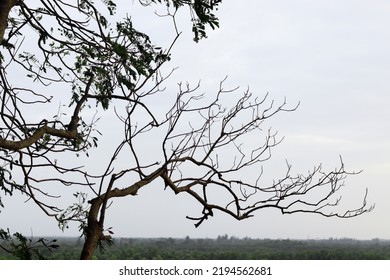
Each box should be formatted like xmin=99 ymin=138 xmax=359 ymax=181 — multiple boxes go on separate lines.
xmin=79 ymin=199 xmax=104 ymax=260
xmin=0 ymin=124 xmax=78 ymax=150
xmin=0 ymin=0 xmax=18 ymax=42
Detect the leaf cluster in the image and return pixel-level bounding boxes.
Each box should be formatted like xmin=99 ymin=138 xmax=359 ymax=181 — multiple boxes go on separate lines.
xmin=143 ymin=0 xmax=222 ymax=41
xmin=0 ymin=229 xmax=59 ymax=260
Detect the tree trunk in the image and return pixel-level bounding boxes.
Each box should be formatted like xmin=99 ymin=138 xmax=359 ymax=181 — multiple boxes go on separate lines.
xmin=0 ymin=0 xmax=18 ymax=42
xmin=80 ymin=219 xmax=103 ymax=260
xmin=79 ymin=195 xmax=104 ymax=260
xmin=79 ymin=168 xmax=166 ymax=259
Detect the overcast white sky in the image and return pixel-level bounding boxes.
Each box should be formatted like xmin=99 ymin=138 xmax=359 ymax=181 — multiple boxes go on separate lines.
xmin=2 ymin=0 xmax=390 ymax=240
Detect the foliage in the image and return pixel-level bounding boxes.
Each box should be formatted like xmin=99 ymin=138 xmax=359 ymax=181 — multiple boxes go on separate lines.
xmin=3 ymin=236 xmax=388 ymax=260
xmin=106 ymin=237 xmax=389 ymax=260
xmin=0 ymin=228 xmax=58 ymax=260
xmin=141 ymin=0 xmax=222 ymax=42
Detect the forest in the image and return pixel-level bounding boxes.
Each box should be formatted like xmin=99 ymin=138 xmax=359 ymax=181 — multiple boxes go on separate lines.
xmin=1 ymin=236 xmax=389 ymax=260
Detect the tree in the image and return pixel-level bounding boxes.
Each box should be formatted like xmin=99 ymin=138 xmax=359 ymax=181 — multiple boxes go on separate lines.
xmin=0 ymin=228 xmax=58 ymax=260
xmin=0 ymin=0 xmax=373 ymax=260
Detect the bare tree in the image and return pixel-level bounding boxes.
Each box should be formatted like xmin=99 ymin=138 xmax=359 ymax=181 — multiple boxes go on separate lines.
xmin=0 ymin=0 xmax=373 ymax=260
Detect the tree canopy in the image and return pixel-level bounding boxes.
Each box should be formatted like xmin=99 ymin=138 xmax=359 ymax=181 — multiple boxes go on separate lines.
xmin=0 ymin=0 xmax=373 ymax=259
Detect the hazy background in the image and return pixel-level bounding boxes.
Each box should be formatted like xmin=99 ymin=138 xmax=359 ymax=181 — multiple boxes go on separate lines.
xmin=1 ymin=0 xmax=389 ymax=240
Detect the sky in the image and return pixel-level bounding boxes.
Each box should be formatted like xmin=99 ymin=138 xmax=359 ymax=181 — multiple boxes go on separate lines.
xmin=1 ymin=0 xmax=390 ymax=240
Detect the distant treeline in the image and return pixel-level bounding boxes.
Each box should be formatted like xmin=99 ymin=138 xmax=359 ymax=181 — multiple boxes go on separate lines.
xmin=1 ymin=235 xmax=390 ymax=260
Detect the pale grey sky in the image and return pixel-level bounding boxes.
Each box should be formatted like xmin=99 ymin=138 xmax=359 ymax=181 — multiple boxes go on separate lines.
xmin=2 ymin=0 xmax=390 ymax=240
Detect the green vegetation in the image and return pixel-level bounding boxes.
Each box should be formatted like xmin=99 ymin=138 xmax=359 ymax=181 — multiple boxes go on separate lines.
xmin=2 ymin=236 xmax=389 ymax=260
